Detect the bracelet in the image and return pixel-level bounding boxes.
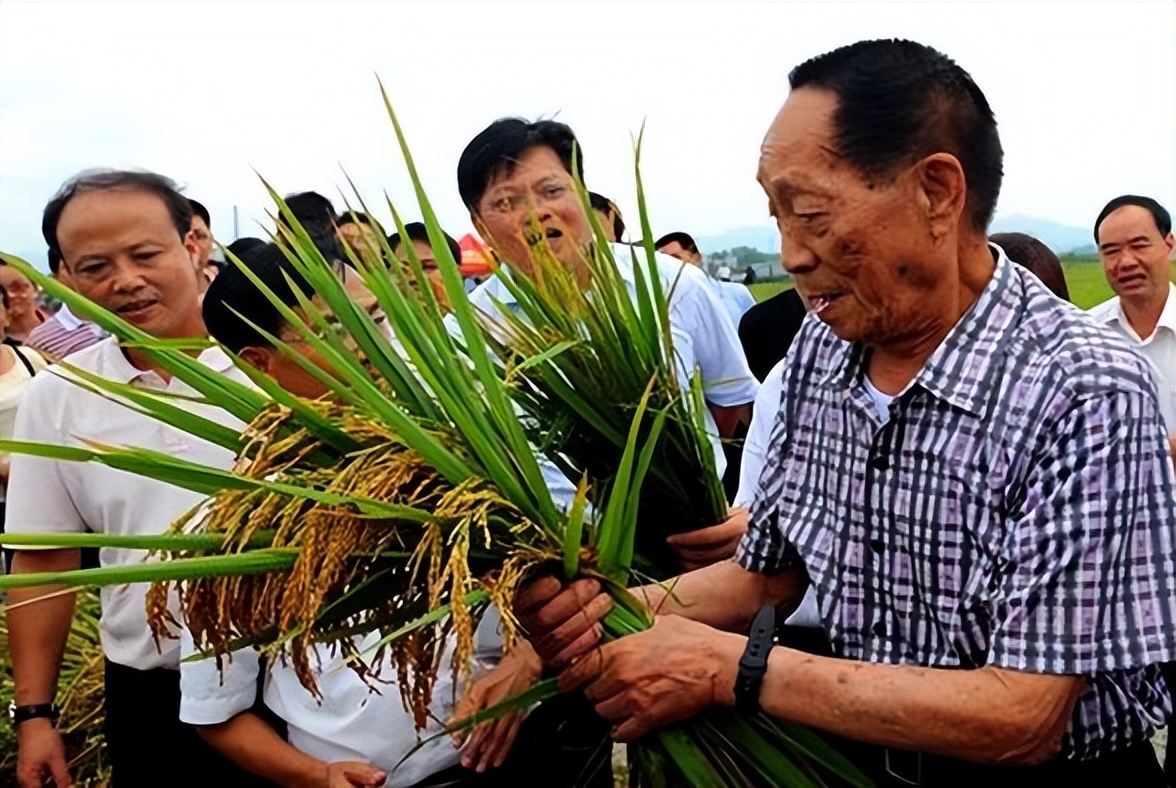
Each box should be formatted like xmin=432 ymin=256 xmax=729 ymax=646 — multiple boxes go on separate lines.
xmin=8 ymin=702 xmax=60 ymax=726
xmin=734 ymin=605 xmax=776 ymax=713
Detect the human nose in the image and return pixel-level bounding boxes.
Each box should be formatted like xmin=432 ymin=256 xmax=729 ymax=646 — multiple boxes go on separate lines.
xmin=780 ymin=228 xmax=819 ymax=277
xmin=109 ymin=262 xmax=149 ymax=293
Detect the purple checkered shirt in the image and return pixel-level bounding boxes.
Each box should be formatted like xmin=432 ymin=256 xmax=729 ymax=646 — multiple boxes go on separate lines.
xmin=737 ymin=249 xmax=1176 ymax=759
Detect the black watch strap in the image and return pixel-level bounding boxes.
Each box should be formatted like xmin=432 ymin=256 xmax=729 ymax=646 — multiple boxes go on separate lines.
xmin=734 ymin=604 xmax=776 ymax=713
xmin=10 ymin=703 xmax=60 ymax=726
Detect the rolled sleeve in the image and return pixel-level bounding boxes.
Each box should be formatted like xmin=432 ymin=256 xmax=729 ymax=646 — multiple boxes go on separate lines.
xmin=178 ymin=629 xmax=263 ymax=726
xmin=989 ymin=387 xmax=1176 ymax=675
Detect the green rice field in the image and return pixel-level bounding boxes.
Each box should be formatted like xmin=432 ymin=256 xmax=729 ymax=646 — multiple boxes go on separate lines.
xmin=748 ymin=261 xmax=1123 ymax=310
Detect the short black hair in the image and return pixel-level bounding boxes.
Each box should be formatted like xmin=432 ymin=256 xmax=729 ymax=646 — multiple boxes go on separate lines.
xmin=48 ymin=248 xmax=63 ymax=275
xmin=457 ymin=118 xmax=584 ymax=212
xmin=589 ymin=192 xmax=625 ymax=240
xmin=202 ymin=243 xmax=314 ymax=353
xmin=279 ymin=191 xmax=338 ymax=242
xmin=188 ymin=199 xmax=211 ymax=228
xmin=788 ymin=39 xmax=1003 ymax=231
xmin=225 ymin=237 xmax=268 ymax=262
xmin=654 ymin=232 xmax=700 ymax=255
xmin=388 ymin=222 xmax=462 ymax=264
xmin=0 ymin=282 xmax=8 ymax=311
xmin=42 ymin=169 xmax=193 ymax=259
xmin=990 ymin=232 xmax=1070 ymax=302
xmin=338 ymin=211 xmax=386 ymax=235
xmin=1093 ymin=195 xmax=1172 ymax=243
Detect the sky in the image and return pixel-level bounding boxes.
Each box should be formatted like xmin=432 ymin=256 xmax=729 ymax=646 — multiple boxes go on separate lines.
xmin=1 ymin=0 xmax=1173 ymax=267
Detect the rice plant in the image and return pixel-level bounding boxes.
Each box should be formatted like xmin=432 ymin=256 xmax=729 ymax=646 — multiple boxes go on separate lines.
xmin=0 ymin=84 xmax=871 ymax=787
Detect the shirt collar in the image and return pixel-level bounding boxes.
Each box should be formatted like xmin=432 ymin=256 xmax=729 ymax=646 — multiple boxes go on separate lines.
xmin=93 ymin=336 xmax=231 ymax=385
xmin=54 ymin=303 xmax=84 ymax=330
xmin=1095 ymin=283 xmax=1176 ymax=340
xmin=819 ymin=245 xmax=1020 ymax=418
xmin=486 ymin=242 xmax=645 ymax=308
xmin=1159 ymin=282 xmax=1176 ymax=332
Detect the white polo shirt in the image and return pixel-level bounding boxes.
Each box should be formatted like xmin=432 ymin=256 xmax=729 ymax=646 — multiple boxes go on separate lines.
xmin=180 ymin=614 xmax=505 ymax=784
xmin=1089 ymin=283 xmax=1176 ymax=434
xmin=465 ymin=243 xmax=758 ymax=505
xmin=4 ymin=337 xmax=249 ymax=670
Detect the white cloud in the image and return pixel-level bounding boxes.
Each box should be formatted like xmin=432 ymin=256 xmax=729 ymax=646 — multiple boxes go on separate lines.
xmin=2 ymin=0 xmax=1172 ymax=265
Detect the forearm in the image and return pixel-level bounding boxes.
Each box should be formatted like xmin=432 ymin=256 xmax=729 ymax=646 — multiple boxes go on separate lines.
xmin=744 ymin=648 xmax=1081 ymax=765
xmin=197 ymin=711 xmax=326 ymax=786
xmin=7 ymin=549 xmax=81 ymax=705
xmin=632 ymin=560 xmax=805 ymax=633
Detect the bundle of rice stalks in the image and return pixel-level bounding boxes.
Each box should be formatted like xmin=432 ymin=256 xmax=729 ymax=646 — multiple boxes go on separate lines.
xmin=1 ymin=589 xmax=110 ymax=787
xmin=487 ymin=185 xmax=728 ymax=574
xmin=0 ymin=85 xmax=871 ymax=787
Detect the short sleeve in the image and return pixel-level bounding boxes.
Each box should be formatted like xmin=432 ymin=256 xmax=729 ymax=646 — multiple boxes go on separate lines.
xmin=666 ymin=263 xmax=758 ymax=408
xmin=733 ymin=360 xmax=787 ymax=507
xmin=4 ymin=373 xmax=86 ymax=538
xmin=178 ymin=628 xmax=262 ymax=725
xmin=989 ymin=387 xmax=1176 ymax=675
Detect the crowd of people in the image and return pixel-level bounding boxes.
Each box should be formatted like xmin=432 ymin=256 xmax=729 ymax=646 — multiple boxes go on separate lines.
xmin=2 ymin=37 xmax=1175 ymax=788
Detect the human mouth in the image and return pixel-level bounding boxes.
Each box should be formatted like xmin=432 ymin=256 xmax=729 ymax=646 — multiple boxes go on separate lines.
xmin=806 ymin=291 xmax=846 ymax=315
xmin=115 ymin=298 xmax=159 ymax=321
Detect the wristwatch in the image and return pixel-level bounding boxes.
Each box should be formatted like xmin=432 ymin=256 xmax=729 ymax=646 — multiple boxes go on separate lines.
xmin=734 ymin=604 xmax=776 ymax=713
xmin=7 ymin=701 xmax=60 ymax=726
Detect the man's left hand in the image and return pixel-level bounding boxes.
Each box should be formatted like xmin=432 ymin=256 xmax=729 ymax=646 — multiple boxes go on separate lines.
xmin=666 ymin=508 xmax=748 ymax=571
xmin=450 ymin=641 xmax=544 ymax=772
xmin=559 ymin=615 xmax=743 ymax=741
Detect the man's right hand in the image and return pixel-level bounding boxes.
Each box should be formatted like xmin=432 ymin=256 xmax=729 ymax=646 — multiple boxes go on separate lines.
xmin=514 ymin=577 xmax=613 ymax=669
xmin=16 ymin=718 xmax=73 ymax=788
xmin=324 ymin=760 xmax=386 ymax=787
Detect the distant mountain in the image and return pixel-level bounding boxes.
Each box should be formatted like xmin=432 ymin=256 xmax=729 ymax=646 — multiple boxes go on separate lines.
xmin=989 ymin=214 xmax=1092 ymax=255
xmin=696 ymin=226 xmax=779 ymax=255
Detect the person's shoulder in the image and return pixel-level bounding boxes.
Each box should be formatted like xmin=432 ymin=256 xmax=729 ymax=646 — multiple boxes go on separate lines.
xmin=1008 ymin=274 xmax=1155 ymax=399
xmin=1086 ymin=293 xmax=1120 ymax=322
xmin=14 ymin=344 xmax=49 ymax=373
xmin=739 ymin=287 xmax=805 ymax=335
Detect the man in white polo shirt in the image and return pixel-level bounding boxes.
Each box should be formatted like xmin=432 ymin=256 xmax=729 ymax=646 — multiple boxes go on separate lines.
xmin=4 ymin=170 xmax=266 ymax=788
xmin=1089 ymin=195 xmax=1176 ymax=447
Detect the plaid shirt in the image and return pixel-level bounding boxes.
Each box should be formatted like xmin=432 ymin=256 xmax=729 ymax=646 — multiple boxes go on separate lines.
xmin=737 ymin=249 xmax=1176 ymax=759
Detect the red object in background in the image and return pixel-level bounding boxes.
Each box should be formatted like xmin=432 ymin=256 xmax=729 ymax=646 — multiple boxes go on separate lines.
xmin=458 ymin=234 xmax=494 ymax=278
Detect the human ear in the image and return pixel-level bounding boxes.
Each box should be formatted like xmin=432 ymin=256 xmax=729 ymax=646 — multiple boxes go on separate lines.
xmin=238 ymin=346 xmax=274 ymax=374
xmin=914 ymin=153 xmax=968 ymax=241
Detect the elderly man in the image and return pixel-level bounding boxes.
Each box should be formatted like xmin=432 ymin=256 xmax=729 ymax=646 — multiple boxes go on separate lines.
xmin=518 ymin=40 xmax=1176 ymax=787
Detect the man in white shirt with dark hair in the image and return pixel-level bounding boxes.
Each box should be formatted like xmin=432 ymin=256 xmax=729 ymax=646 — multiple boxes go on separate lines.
xmin=454 ymin=116 xmax=759 ymax=786
xmin=1088 ymin=194 xmax=1176 ymax=448
xmin=4 ymin=169 xmax=265 ymax=788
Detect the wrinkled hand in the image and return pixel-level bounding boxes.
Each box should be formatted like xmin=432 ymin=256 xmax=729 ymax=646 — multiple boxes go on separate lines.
xmin=17 ymin=719 xmax=73 ymax=788
xmin=514 ymin=577 xmax=612 ymax=669
xmin=666 ymin=508 xmax=748 ymax=571
xmin=560 ymin=614 xmax=743 ymax=742
xmin=450 ymin=640 xmax=544 ymax=772
xmin=324 ymin=760 xmax=387 ymax=787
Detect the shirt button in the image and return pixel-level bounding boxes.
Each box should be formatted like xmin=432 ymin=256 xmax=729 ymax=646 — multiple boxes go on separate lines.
xmin=872 ymin=621 xmax=886 ymax=637
xmin=870 ymin=456 xmax=890 ymax=471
